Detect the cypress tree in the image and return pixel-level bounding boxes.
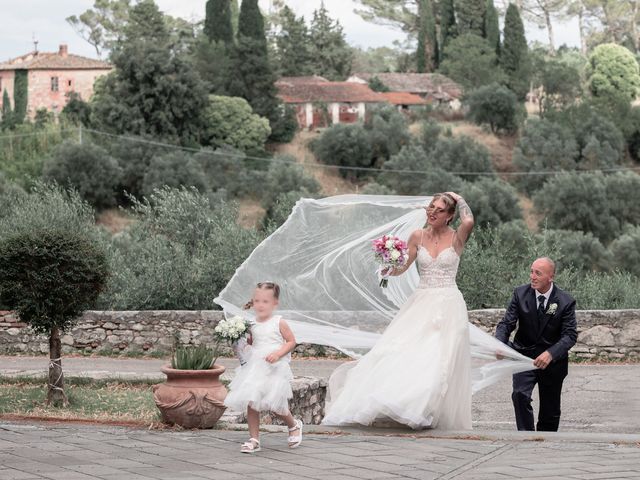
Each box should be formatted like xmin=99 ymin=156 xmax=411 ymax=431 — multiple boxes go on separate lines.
xmin=204 ymin=0 xmax=234 ymax=44
xmin=485 ymin=0 xmax=500 ymax=56
xmin=417 ymin=0 xmax=438 ymax=72
xmin=308 ymin=3 xmax=353 ymax=80
xmin=276 ymin=6 xmax=313 ymax=76
xmin=1 ymin=89 xmax=13 ymax=130
xmin=439 ymin=0 xmax=457 ymax=59
xmin=229 ymin=0 xmax=281 ymax=138
xmin=13 ymin=70 xmax=28 ymax=125
xmin=501 ymin=3 xmax=530 ymax=100
xmin=455 ymin=0 xmax=486 ymax=37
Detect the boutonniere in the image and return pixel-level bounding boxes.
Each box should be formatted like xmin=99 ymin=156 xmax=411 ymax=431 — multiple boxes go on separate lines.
xmin=546 ymin=303 xmax=558 ymax=315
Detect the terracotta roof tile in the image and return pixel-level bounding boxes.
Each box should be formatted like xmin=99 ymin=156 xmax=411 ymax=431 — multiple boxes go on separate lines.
xmin=276 ymin=81 xmax=386 ymax=103
xmin=379 ymin=92 xmax=429 ymax=105
xmin=348 ymin=73 xmax=463 ymax=98
xmin=0 ymin=49 xmax=112 ymax=71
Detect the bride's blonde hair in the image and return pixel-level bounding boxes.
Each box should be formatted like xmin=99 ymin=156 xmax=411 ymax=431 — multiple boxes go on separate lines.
xmin=426 ymin=193 xmax=457 ymax=225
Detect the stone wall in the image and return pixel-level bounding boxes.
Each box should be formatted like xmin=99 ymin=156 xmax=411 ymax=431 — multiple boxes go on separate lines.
xmin=1 ymin=309 xmax=639 ymax=361
xmin=221 ymin=377 xmax=327 ymax=426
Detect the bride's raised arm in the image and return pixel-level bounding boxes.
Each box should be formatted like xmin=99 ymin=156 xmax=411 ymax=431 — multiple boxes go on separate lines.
xmin=386 ymin=229 xmax=421 ymax=277
xmin=446 ymin=192 xmax=474 ymax=251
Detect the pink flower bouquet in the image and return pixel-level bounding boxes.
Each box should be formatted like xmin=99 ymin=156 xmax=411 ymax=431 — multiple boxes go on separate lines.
xmin=372 ymin=234 xmax=409 ymax=287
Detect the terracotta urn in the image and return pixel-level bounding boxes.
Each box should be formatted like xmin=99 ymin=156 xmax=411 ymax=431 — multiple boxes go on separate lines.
xmin=153 ymin=364 xmax=227 ymax=428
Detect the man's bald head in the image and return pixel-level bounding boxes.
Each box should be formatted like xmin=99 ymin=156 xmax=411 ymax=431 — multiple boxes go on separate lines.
xmin=530 ymin=257 xmax=555 ymax=294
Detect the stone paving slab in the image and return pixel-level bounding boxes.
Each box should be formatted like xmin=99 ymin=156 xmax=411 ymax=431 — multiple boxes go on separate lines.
xmin=0 ymin=422 xmax=639 ymax=480
xmin=3 ymin=356 xmax=640 ymax=435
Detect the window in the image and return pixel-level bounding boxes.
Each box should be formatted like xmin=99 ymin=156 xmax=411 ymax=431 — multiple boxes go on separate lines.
xmin=68 ymin=80 xmax=72 ymax=87
xmin=51 ymin=77 xmax=59 ymax=92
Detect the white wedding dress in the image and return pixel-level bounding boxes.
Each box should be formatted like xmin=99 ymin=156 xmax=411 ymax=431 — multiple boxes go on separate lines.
xmin=322 ymin=244 xmax=473 ymax=430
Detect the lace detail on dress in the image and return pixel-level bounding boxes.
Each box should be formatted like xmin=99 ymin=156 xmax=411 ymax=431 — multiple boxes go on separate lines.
xmin=417 ymin=246 xmax=459 ymax=289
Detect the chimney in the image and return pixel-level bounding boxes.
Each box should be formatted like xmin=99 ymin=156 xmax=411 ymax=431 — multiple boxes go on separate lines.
xmin=59 ymin=44 xmax=68 ymax=57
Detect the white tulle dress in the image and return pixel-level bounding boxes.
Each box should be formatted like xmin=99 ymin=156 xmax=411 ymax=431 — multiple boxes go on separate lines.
xmin=322 ymin=245 xmax=473 ymax=430
xmin=224 ymin=315 xmax=294 ymax=414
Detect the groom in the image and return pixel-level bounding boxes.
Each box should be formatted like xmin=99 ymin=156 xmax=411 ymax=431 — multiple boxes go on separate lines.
xmin=495 ymin=257 xmax=577 ymax=432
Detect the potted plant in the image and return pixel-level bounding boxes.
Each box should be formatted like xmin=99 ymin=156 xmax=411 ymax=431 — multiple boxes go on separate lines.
xmin=153 ymin=316 xmax=249 ymax=428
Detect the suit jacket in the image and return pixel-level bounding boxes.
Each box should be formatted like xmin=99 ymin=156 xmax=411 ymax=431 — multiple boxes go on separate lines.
xmin=495 ymin=284 xmax=577 ymax=363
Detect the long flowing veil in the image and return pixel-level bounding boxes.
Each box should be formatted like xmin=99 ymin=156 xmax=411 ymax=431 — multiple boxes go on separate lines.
xmin=214 ymin=194 xmax=534 ymax=394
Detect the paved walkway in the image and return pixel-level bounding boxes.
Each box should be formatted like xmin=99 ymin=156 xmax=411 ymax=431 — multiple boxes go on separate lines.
xmin=0 ymin=421 xmax=639 ymax=480
xmin=2 ymin=356 xmax=639 ymax=434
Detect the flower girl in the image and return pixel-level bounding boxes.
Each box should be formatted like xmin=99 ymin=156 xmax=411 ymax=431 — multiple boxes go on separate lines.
xmin=224 ymin=281 xmax=302 ymax=453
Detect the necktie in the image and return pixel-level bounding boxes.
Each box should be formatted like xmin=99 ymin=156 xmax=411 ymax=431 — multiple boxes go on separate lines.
xmin=537 ymin=295 xmax=546 ymax=317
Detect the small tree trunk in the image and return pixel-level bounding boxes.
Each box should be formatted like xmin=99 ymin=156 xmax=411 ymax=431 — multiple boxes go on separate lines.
xmin=545 ymin=9 xmax=556 ymax=55
xmin=578 ymin=10 xmax=588 ymax=56
xmin=46 ymin=326 xmax=68 ymax=407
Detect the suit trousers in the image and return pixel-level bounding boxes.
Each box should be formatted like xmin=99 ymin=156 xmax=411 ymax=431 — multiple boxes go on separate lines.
xmin=512 ymin=361 xmax=567 ymax=432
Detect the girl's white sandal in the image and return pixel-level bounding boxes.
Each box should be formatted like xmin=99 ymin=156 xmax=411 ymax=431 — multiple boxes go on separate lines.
xmin=241 ymin=438 xmax=261 ymax=453
xmin=287 ymin=419 xmax=303 ymax=449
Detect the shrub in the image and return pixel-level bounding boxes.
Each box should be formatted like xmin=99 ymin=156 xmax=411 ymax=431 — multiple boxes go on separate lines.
xmin=458 ymin=178 xmax=522 ymax=226
xmin=360 ymin=182 xmax=396 ymax=195
xmin=574 ymin=111 xmax=625 ymax=169
xmin=364 ymin=105 xmax=411 ymax=163
xmin=269 ymin=105 xmax=299 ymax=143
xmin=512 ymin=119 xmax=579 ymax=194
xmin=262 ymin=189 xmax=316 ymax=233
xmin=43 ymin=140 xmax=122 ymax=210
xmin=418 ymin=118 xmax=448 ymax=152
xmin=428 ymin=135 xmax=494 ymax=181
xmin=98 ymin=187 xmax=263 ymax=310
xmin=610 ymin=226 xmax=640 ymax=277
xmin=606 ymin=172 xmax=640 ymax=228
xmin=141 ymin=151 xmax=209 ymax=198
xmin=204 ymin=95 xmax=271 ymax=153
xmin=533 ymin=172 xmax=620 ymax=242
xmin=312 ymin=123 xmax=373 ymax=180
xmin=439 ymin=34 xmax=506 ymax=90
xmin=586 ymin=43 xmax=640 ymax=103
xmin=380 ymin=142 xmax=463 ymax=195
xmin=195 ymin=147 xmax=261 ymax=199
xmin=536 ymin=229 xmax=612 ymax=272
xmin=466 ymin=83 xmax=525 ymax=134
xmin=261 ymin=158 xmax=321 ymax=211
xmin=0 ymin=183 xmax=108 ymax=405
xmin=107 ymin=137 xmax=161 ymax=202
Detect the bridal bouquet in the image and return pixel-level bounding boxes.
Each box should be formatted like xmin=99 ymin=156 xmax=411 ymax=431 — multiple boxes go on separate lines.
xmin=372 ymin=234 xmax=409 ymax=287
xmin=213 ymin=316 xmax=252 ymax=364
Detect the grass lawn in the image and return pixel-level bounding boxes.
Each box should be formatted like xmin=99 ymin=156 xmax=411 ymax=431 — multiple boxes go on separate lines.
xmin=0 ymin=376 xmax=162 ymax=425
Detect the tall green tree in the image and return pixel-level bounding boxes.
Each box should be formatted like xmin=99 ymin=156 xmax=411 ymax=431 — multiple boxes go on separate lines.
xmin=439 ymin=34 xmax=506 ymax=90
xmin=516 ymin=0 xmax=569 ymax=55
xmin=501 ymin=3 xmax=531 ymax=100
xmin=228 ymin=0 xmax=284 ymax=140
xmin=1 ymin=90 xmax=13 ymax=130
xmin=439 ymin=0 xmax=457 ymax=56
xmin=204 ymin=0 xmax=234 ymax=44
xmin=309 ymin=3 xmax=353 ymax=80
xmin=417 ymin=0 xmax=438 ymax=72
xmin=91 ymin=0 xmax=209 ymax=145
xmin=12 ymin=71 xmax=28 ymax=125
xmin=275 ymin=6 xmax=314 ymax=76
xmin=485 ymin=0 xmax=500 ymax=55
xmin=586 ymin=43 xmax=640 ymax=103
xmin=455 ymin=0 xmax=486 ymax=36
xmin=66 ymin=0 xmax=131 ymax=58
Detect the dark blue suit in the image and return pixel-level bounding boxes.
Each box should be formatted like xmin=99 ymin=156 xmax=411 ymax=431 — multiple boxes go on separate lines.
xmin=495 ymin=284 xmax=577 ymax=431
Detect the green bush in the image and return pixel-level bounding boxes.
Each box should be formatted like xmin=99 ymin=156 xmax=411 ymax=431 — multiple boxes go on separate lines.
xmin=418 ymin=118 xmax=449 ymax=152
xmin=262 ymin=189 xmax=317 ymax=233
xmin=574 ymin=111 xmax=625 ymax=169
xmin=429 ymin=135 xmax=494 ymax=181
xmin=380 ymin=142 xmax=463 ymax=195
xmin=204 ymin=95 xmax=271 ymax=153
xmin=312 ymin=123 xmax=373 ymax=180
xmin=466 ymin=83 xmax=525 ymax=134
xmin=269 ymin=105 xmax=299 ymax=143
xmin=141 ymin=151 xmax=209 ymax=198
xmin=459 ymin=177 xmax=522 ymax=226
xmin=533 ymin=172 xmax=620 ymax=242
xmin=0 ymin=183 xmax=108 ymax=405
xmin=360 ymin=182 xmax=396 ymax=195
xmin=172 ymin=344 xmax=215 ymax=370
xmin=439 ymin=34 xmax=506 ymax=90
xmin=98 ymin=187 xmax=263 ymax=310
xmin=195 ymin=147 xmax=261 ymax=198
xmin=261 ymin=158 xmax=321 ymax=212
xmin=537 ymin=229 xmax=611 ymax=272
xmin=586 ymin=43 xmax=640 ymax=103
xmin=512 ymin=119 xmax=579 ymax=194
xmin=606 ymin=172 xmax=640 ymax=228
xmin=43 ymin=140 xmax=123 ymax=209
xmin=610 ymin=226 xmax=640 ymax=277
xmin=364 ymin=105 xmax=411 ymax=163
xmin=106 ymin=137 xmax=161 ymax=203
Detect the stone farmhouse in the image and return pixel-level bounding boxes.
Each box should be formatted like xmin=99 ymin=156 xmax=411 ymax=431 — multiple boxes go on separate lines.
xmin=347 ymin=72 xmax=463 ymax=111
xmin=0 ymin=44 xmax=112 ymax=119
xmin=276 ymin=76 xmax=428 ymax=130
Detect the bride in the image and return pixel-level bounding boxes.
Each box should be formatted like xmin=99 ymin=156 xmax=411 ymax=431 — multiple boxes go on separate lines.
xmin=322 ymin=191 xmax=476 ymax=430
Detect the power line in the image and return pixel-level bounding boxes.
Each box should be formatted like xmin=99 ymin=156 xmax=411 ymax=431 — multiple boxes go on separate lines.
xmin=3 ymin=126 xmax=640 ymax=177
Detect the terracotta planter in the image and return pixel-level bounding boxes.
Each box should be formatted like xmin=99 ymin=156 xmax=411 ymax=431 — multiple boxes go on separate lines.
xmin=152 ymin=364 xmax=227 ymax=428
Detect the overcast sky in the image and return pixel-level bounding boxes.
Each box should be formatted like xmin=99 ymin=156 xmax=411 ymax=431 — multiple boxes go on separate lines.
xmin=1 ymin=0 xmax=581 ymax=61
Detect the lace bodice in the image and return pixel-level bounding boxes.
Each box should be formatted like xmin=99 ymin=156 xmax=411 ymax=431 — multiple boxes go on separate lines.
xmin=417 ymin=246 xmax=459 ymax=289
